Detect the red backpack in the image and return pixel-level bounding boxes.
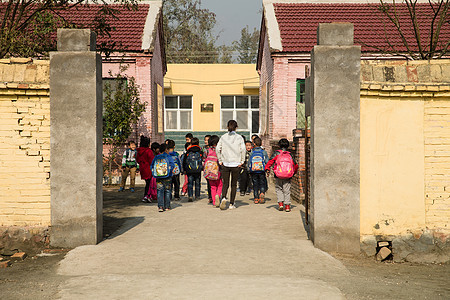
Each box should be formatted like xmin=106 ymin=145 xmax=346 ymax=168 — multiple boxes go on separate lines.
xmin=203 ymin=148 xmax=220 ymax=180
xmin=274 ymin=150 xmax=295 ymax=179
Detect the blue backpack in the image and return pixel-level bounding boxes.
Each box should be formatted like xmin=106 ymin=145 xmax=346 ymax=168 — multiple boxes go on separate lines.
xmin=172 ymin=156 xmax=181 ymax=176
xmin=249 ymin=149 xmax=266 ymax=173
xmin=152 ymin=155 xmax=171 ymax=179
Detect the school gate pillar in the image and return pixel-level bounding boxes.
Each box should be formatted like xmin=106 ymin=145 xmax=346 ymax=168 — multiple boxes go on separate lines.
xmin=309 ymin=23 xmax=360 ymax=254
xmin=50 ymin=29 xmax=103 ymax=247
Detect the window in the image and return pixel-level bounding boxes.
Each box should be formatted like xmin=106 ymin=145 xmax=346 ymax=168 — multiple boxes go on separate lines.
xmin=221 ymin=95 xmax=259 ymax=134
xmin=164 ymin=96 xmax=193 ymax=131
xmin=296 ymin=79 xmax=306 ymax=103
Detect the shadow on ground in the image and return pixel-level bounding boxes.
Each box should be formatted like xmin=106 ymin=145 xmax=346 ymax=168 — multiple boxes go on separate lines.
xmin=103 ymin=186 xmax=148 ymax=239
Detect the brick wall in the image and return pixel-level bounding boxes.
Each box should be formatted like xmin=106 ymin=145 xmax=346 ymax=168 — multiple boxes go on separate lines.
xmin=424 ymin=100 xmax=449 ymax=229
xmin=359 ymin=60 xmax=449 ymax=262
xmin=360 ymin=60 xmax=449 ymax=232
xmin=291 ymin=129 xmax=307 ymax=204
xmin=259 ymin=31 xmax=274 ymax=150
xmin=150 ymin=16 xmax=166 ymax=144
xmin=0 ymin=58 xmax=51 ymax=226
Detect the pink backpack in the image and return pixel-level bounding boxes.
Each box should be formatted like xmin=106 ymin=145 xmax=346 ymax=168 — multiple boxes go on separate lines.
xmin=274 ymin=150 xmax=295 ymax=179
xmin=203 ymin=148 xmax=221 ymax=180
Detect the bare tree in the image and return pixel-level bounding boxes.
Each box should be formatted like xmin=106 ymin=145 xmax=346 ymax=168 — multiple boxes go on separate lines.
xmin=374 ymin=0 xmax=450 ymax=59
xmin=0 ymin=0 xmax=138 ymax=59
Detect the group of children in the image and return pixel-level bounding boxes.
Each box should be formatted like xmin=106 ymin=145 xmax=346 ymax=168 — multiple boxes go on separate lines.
xmin=119 ymin=132 xmax=298 ymax=213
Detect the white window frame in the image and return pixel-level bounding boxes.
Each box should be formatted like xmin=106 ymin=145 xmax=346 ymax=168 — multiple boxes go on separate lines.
xmin=220 ymin=95 xmax=259 ymax=134
xmin=164 ymin=95 xmax=193 ymax=131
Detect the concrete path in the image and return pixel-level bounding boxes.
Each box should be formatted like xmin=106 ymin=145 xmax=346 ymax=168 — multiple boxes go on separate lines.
xmin=57 ymin=181 xmax=350 ymax=299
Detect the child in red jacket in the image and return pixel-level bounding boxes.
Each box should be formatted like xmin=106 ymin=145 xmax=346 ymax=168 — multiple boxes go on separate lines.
xmin=265 ymin=138 xmax=298 ymax=212
xmin=137 ymin=136 xmax=155 ymax=203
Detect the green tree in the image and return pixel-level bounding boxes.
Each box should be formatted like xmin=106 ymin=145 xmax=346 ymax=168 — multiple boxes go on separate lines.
xmin=163 ymin=0 xmax=219 ymax=63
xmin=373 ymin=0 xmax=450 ymax=59
xmin=232 ymin=26 xmax=260 ymax=64
xmin=0 ymin=0 xmax=138 ymax=58
xmin=103 ymin=67 xmax=145 ymax=184
xmin=218 ymin=45 xmax=234 ymax=63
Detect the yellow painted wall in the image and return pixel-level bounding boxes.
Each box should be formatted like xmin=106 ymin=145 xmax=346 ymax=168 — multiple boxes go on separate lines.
xmin=360 ymin=59 xmax=450 ymax=237
xmin=360 ymin=98 xmax=426 ymax=235
xmin=164 ymin=64 xmax=259 ymax=132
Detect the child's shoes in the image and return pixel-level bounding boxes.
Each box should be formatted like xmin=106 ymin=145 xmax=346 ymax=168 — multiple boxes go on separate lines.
xmin=254 ymin=198 xmax=259 ymax=204
xmin=259 ymin=193 xmax=265 ymax=204
xmin=118 ymin=187 xmax=124 ymax=192
xmin=278 ymin=202 xmax=284 ymax=211
xmin=285 ymin=204 xmax=291 ymax=212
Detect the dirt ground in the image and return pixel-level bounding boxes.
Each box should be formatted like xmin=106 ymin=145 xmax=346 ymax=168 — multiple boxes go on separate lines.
xmin=0 ymin=185 xmax=448 ymax=299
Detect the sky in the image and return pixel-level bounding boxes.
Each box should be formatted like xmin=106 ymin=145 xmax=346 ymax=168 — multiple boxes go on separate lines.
xmin=200 ymin=0 xmax=263 ymax=46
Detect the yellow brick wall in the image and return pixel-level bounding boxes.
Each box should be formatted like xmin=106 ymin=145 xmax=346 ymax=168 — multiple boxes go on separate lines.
xmin=424 ymin=100 xmax=450 ymax=229
xmin=0 ymin=58 xmax=50 ymax=226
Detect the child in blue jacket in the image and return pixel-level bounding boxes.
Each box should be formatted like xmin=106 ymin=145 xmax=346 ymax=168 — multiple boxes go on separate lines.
xmin=248 ymin=137 xmax=269 ymax=204
xmin=151 ymin=143 xmax=175 ymax=212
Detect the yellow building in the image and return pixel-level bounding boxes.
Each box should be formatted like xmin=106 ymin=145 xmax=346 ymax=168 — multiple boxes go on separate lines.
xmin=163 ymin=64 xmax=259 ymax=149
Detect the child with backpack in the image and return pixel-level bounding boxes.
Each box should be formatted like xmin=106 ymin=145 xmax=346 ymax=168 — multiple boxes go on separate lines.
xmin=239 ymin=140 xmax=253 ymax=196
xmin=151 ymin=143 xmax=175 ymax=212
xmin=183 ymin=137 xmax=203 ymax=202
xmin=203 ymin=135 xmax=222 ymax=207
xmin=248 ymin=137 xmax=269 ymax=204
xmin=136 ymin=136 xmax=155 ymax=203
xmin=265 ymin=138 xmax=299 ymax=212
xmin=167 ymin=139 xmax=182 ymax=201
xmin=118 ymin=141 xmax=139 ymax=192
xmin=180 ymin=142 xmax=190 ymax=196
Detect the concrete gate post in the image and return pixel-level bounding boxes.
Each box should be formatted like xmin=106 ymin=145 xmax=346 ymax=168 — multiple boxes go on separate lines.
xmin=50 ymin=29 xmax=103 ymax=247
xmin=310 ymin=23 xmax=360 ymax=254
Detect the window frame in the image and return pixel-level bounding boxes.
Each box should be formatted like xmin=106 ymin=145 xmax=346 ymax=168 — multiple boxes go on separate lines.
xmin=296 ymin=78 xmax=306 ymax=103
xmin=164 ymin=95 xmax=193 ymax=131
xmin=220 ymin=95 xmax=259 ymax=134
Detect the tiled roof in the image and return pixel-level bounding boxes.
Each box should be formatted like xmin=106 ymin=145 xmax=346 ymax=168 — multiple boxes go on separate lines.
xmin=58 ymin=4 xmax=150 ymax=51
xmin=272 ymin=3 xmax=450 ymax=53
xmin=0 ymin=3 xmax=150 ymax=52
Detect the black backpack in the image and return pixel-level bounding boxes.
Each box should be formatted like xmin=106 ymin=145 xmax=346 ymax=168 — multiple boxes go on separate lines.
xmin=186 ymin=151 xmax=202 ymax=173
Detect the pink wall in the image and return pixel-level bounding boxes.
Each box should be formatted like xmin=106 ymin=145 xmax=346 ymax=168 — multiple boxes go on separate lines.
xmin=259 ymin=30 xmax=308 ymax=150
xmin=101 ymin=17 xmax=166 ymax=146
xmin=258 ymin=31 xmax=274 ymax=150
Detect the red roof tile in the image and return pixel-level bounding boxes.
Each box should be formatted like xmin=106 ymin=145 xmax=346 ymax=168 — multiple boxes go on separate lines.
xmin=58 ymin=4 xmax=150 ymax=52
xmin=273 ymin=3 xmax=450 ymax=54
xmin=0 ymin=4 xmax=150 ymax=52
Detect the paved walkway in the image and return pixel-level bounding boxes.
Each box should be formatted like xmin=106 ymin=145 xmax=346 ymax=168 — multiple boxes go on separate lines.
xmin=57 ymin=180 xmax=349 ymax=299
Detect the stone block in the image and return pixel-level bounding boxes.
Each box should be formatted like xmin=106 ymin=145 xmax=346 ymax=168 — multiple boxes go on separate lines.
xmin=0 ymin=260 xmax=11 ymax=268
xmin=57 ymin=29 xmax=96 ymax=52
xmin=378 ymin=241 xmax=389 ymax=247
xmin=317 ymin=23 xmax=353 ymax=46
xmin=394 ymin=66 xmax=407 ymax=82
xmin=442 ymin=65 xmax=450 ymax=81
xmin=406 ymin=66 xmax=419 ymax=82
xmin=376 ymin=247 xmax=391 ymax=261
xmin=373 ymin=66 xmax=384 ymax=82
xmin=13 ymin=64 xmax=26 ymax=82
xmin=10 ymin=58 xmax=32 ymax=64
xmin=430 ymin=65 xmax=442 ymax=82
xmin=35 ymin=65 xmax=49 ymax=83
xmin=2 ymin=64 xmax=15 ymax=82
xmin=11 ymin=252 xmax=27 ymax=260
xmin=360 ymin=235 xmax=377 ymax=257
xmin=417 ymin=64 xmax=431 ymax=82
xmin=24 ymin=65 xmax=37 ymax=82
